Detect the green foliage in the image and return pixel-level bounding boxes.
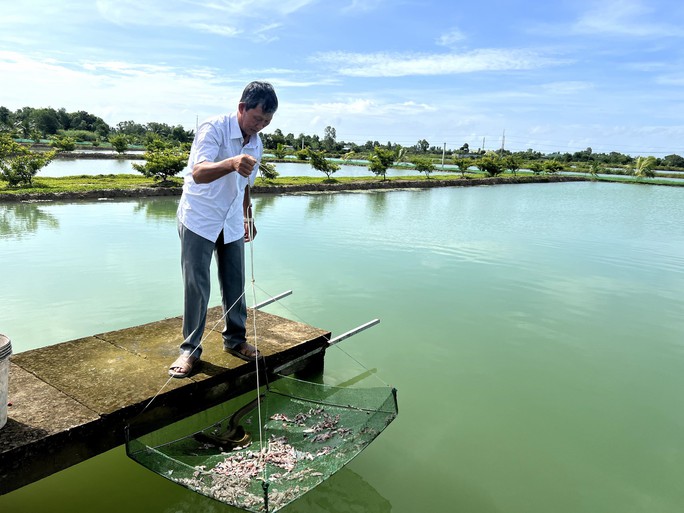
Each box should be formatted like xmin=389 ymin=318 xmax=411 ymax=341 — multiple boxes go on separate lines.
xmin=662 ymin=154 xmax=684 ymax=168
xmin=633 ymin=156 xmax=657 ymax=179
xmin=452 ymin=157 xmax=472 ymax=178
xmin=306 ymin=148 xmax=340 ymax=180
xmin=0 ymin=134 xmax=55 ymax=186
xmin=323 ymin=125 xmax=337 ymax=151
xmin=49 ymin=134 xmax=76 ymax=152
xmin=368 ymin=146 xmax=396 ymax=180
xmin=273 ymin=143 xmax=287 ymax=159
xmin=58 ymin=129 xmax=99 ymax=142
xmin=504 ymin=155 xmax=521 ymax=176
xmin=109 ymin=134 xmax=130 ymax=154
xmin=132 ymin=144 xmax=189 ymax=183
xmin=529 ymin=161 xmax=545 ymax=175
xmin=589 ymin=162 xmax=604 ymax=177
xmin=295 ymin=149 xmax=309 ymax=160
xmin=258 ymin=162 xmax=279 ymax=180
xmin=143 ymin=133 xmax=169 ymax=151
xmin=415 ymin=139 xmax=429 ymax=152
xmin=544 ymin=160 xmax=564 ymax=174
xmin=411 ymin=156 xmax=435 ymax=178
xmin=476 ymin=153 xmax=505 ymax=177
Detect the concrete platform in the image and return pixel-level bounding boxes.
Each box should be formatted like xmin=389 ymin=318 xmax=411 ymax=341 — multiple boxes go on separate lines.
xmin=0 ymin=307 xmax=330 ymax=494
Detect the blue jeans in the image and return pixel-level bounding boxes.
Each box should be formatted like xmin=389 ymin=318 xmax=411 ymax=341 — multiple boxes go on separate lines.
xmin=178 ymin=221 xmax=246 ymax=359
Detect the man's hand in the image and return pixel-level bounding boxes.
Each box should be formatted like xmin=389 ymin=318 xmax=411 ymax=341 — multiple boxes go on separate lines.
xmin=244 ymin=219 xmax=257 ymax=242
xmin=232 ymin=154 xmax=257 ymax=177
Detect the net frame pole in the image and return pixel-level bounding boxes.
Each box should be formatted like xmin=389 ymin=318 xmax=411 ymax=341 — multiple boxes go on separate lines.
xmin=328 ymin=319 xmax=380 ymax=346
xmin=251 ymin=290 xmax=293 ymax=310
xmin=270 ymin=319 xmax=380 ymax=375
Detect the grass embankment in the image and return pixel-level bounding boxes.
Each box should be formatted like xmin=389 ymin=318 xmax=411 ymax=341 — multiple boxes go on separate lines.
xmin=0 ymin=171 xmax=681 ymax=202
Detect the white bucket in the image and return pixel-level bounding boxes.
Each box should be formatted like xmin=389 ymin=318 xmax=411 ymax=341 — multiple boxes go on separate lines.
xmin=0 ymin=334 xmax=11 ymax=429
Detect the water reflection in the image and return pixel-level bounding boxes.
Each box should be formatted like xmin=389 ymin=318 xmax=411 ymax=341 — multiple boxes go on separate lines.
xmin=253 ymin=194 xmax=279 ymax=215
xmin=305 ymin=192 xmax=338 ymax=217
xmin=131 ymin=197 xmax=179 ymax=221
xmin=0 ymin=203 xmax=59 ymax=238
xmin=366 ymin=190 xmax=389 ymax=215
xmin=160 ymin=466 xmax=391 ymax=513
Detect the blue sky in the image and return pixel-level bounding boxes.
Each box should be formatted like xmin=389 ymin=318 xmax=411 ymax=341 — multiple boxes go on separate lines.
xmin=1 ymin=0 xmax=683 ymax=155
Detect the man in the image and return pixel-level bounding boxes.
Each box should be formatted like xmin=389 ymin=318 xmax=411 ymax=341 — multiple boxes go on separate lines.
xmin=169 ymin=81 xmax=278 ymax=378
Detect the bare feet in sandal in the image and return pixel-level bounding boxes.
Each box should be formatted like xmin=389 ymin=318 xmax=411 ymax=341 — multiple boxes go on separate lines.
xmin=169 ymin=354 xmax=199 ymax=378
xmin=224 ymin=342 xmax=262 ymax=362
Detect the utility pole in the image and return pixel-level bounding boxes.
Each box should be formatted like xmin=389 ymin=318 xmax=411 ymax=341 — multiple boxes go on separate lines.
xmin=500 ymin=129 xmax=506 ymax=155
xmin=442 ymin=142 xmax=446 ymax=169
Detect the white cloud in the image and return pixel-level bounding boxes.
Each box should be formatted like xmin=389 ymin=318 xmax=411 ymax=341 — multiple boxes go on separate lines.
xmin=437 ymin=28 xmax=467 ymax=47
xmin=540 ymin=81 xmax=594 ymax=95
xmin=572 ymin=0 xmax=682 ymax=37
xmin=0 ymin=51 xmax=240 ymax=127
xmin=312 ymin=49 xmax=565 ymax=77
xmin=94 ymin=0 xmax=314 ymax=38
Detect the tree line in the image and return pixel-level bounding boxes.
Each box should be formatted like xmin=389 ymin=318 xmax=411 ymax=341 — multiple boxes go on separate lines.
xmin=1 ymin=106 xmax=683 ymax=187
xmin=0 ymin=106 xmax=194 ymax=146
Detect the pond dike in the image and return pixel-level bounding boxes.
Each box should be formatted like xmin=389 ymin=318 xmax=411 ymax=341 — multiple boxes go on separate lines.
xmin=0 ymin=175 xmax=590 ymax=203
xmin=0 ymin=307 xmax=330 ymax=495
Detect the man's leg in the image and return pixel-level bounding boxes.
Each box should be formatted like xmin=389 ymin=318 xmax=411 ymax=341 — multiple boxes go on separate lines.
xmin=178 ymin=221 xmax=214 ymax=360
xmin=214 ymin=235 xmax=247 ymax=350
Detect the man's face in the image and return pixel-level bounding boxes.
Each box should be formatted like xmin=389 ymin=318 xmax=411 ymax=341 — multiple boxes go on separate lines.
xmin=238 ymin=103 xmax=274 ymax=137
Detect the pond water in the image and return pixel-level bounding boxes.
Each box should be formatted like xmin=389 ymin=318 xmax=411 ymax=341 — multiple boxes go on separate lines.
xmin=1 ymin=182 xmax=684 ymax=513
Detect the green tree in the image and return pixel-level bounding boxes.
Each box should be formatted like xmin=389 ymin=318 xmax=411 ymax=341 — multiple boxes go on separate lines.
xmin=323 ymin=126 xmax=337 ymax=151
xmin=0 ymin=134 xmax=55 ymax=186
xmin=476 ymin=153 xmax=505 ymax=177
xmin=632 ymin=155 xmax=656 ymax=179
xmin=258 ymin=162 xmax=279 ymax=181
xmin=49 ymin=134 xmax=76 ymax=152
xmin=589 ymin=161 xmax=604 ymax=178
xmin=368 ymin=146 xmax=396 ymax=180
xmin=662 ymin=154 xmax=684 ymax=168
xmin=307 ymin=148 xmax=340 ymax=180
xmin=273 ymin=143 xmax=286 ymax=159
xmin=529 ymin=161 xmax=544 ymax=175
xmin=504 ymin=155 xmax=521 ymax=176
xmin=132 ymin=143 xmax=188 ymax=183
xmin=415 ymin=139 xmax=429 ymax=152
xmin=412 ymin=156 xmax=435 ymax=178
xmin=452 ymin=157 xmax=471 ymax=178
xmin=33 ymin=108 xmax=61 ymax=136
xmin=109 ymin=134 xmax=129 ymax=154
xmin=544 ymin=160 xmax=564 ymax=174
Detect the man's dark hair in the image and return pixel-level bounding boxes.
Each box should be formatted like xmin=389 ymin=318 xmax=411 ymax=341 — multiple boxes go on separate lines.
xmin=241 ymin=81 xmax=278 ymax=114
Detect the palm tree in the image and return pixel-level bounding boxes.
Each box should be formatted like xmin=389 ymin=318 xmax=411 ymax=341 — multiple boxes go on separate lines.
xmin=633 ymin=156 xmax=657 ymax=180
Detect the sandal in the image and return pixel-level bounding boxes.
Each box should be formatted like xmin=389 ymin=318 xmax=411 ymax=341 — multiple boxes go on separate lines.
xmin=168 ymin=354 xmax=199 ymax=378
xmin=224 ymin=342 xmax=262 ymax=362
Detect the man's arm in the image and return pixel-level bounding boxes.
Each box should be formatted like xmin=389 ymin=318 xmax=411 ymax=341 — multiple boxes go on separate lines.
xmin=192 ymin=154 xmax=257 ymax=184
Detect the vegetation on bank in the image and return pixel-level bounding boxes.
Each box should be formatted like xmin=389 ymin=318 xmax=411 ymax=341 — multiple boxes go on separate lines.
xmin=1 ymin=106 xmax=683 ymax=192
xmin=0 ymin=169 xmax=681 ymax=201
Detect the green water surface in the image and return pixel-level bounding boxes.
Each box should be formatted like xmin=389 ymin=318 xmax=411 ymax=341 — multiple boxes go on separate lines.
xmin=1 ymin=181 xmax=683 ymax=513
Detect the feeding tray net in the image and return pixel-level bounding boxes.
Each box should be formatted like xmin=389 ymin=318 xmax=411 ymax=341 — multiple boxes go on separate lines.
xmin=126 ymin=375 xmax=398 ymax=512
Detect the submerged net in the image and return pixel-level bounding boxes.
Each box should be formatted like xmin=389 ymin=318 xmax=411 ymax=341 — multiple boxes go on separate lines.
xmin=126 ymin=375 xmax=398 ymax=512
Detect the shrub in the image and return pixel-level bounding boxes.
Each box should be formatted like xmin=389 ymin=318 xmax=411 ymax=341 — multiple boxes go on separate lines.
xmin=0 ymin=134 xmax=55 ymax=186
xmin=132 ymin=145 xmax=188 ymax=183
